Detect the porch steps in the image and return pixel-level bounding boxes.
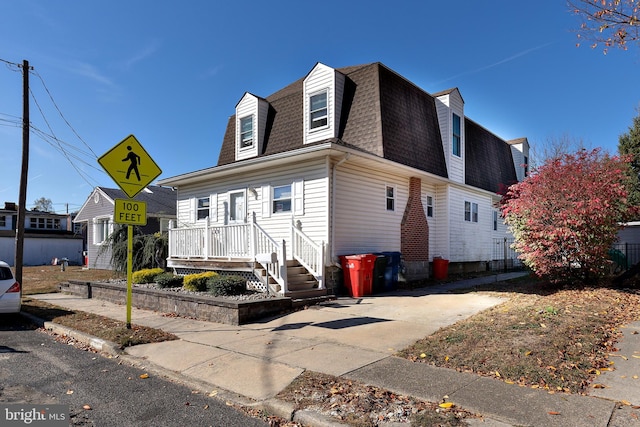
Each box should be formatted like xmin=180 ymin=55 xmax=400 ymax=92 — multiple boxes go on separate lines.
xmin=254 ymin=260 xmax=325 ymax=299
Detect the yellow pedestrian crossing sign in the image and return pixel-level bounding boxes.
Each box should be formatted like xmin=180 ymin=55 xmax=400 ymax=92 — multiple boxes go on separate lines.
xmin=98 ymin=134 xmax=162 ymax=198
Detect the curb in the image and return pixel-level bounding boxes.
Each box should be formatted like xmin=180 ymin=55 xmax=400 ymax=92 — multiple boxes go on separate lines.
xmin=20 ymin=311 xmax=341 ymax=425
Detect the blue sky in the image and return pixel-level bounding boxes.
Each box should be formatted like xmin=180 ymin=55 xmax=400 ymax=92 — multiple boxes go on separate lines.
xmin=1 ymin=1 xmax=639 ymax=214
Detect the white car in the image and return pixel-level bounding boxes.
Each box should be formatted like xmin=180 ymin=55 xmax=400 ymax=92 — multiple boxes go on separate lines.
xmin=0 ymin=261 xmax=20 ymax=313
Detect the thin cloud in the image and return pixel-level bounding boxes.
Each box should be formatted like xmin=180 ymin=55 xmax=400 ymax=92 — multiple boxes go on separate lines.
xmin=435 ymin=42 xmax=555 ymax=85
xmin=68 ymin=61 xmax=116 ymax=87
xmin=121 ymin=41 xmax=161 ymax=70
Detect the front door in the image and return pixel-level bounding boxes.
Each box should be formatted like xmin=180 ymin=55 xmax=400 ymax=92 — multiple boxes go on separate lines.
xmin=229 ymin=191 xmax=246 ymax=223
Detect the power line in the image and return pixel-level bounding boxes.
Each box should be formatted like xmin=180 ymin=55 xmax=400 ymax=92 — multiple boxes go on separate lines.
xmin=31 ymin=68 xmax=99 ymax=159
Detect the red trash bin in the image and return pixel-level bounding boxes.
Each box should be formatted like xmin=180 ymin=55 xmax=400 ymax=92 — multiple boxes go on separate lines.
xmin=340 ymin=254 xmax=377 ymax=297
xmin=432 ymin=257 xmax=449 ymax=280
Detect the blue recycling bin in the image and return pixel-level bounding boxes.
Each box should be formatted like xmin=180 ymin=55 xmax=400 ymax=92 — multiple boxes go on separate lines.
xmin=381 ymin=251 xmax=401 ymax=291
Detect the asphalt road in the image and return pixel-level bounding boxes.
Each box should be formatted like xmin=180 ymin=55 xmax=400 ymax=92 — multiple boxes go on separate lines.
xmin=0 ymin=314 xmax=269 ymax=427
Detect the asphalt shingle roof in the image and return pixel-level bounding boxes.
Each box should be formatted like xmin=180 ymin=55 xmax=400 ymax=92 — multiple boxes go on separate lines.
xmin=217 ymin=62 xmax=519 ymax=192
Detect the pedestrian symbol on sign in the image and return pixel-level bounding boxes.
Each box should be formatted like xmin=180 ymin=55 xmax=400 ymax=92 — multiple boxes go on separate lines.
xmin=123 ymin=145 xmax=141 ymax=181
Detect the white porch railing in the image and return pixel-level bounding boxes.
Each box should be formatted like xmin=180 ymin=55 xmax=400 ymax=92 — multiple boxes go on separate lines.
xmin=291 ymin=219 xmax=325 ymax=290
xmin=168 ymin=216 xmax=324 ymax=293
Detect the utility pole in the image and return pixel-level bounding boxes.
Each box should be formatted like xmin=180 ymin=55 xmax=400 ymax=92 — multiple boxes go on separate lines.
xmin=15 ymin=59 xmax=30 ymax=286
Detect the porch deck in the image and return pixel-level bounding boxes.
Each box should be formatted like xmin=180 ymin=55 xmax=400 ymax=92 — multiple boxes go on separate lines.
xmin=167 ymin=217 xmax=325 ymax=298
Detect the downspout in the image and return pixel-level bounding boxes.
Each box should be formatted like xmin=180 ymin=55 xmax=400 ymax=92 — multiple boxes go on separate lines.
xmin=330 ymin=153 xmax=350 ymax=264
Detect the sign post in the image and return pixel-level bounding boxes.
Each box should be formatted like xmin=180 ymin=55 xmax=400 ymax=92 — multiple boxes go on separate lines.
xmin=99 ymin=135 xmax=161 ymax=328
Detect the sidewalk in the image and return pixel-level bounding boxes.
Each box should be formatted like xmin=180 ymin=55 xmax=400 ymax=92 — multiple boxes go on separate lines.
xmin=27 ymin=272 xmax=640 ymax=426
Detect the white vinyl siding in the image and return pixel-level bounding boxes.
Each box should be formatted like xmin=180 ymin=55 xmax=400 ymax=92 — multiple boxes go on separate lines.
xmin=333 ymin=162 xmax=406 ymax=255
xmin=174 ymin=158 xmax=328 ymax=253
xmin=448 ymin=187 xmax=494 ymax=262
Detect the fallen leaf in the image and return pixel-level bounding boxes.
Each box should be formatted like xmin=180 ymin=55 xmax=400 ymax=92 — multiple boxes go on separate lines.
xmin=505 ymin=380 xmax=514 ymax=384
xmin=540 ymin=323 xmax=547 ymax=328
xmin=524 ymin=351 xmax=532 ymax=356
xmin=83 ymin=405 xmax=91 ymax=410
xmin=439 ymin=402 xmax=454 ymax=408
xmin=592 ymin=384 xmax=607 ymax=389
xmin=444 ymin=356 xmax=449 ymax=362
xmin=620 ymin=400 xmax=632 ymax=406
xmin=548 ymin=411 xmax=561 ymax=415
xmin=203 ymin=404 xmax=209 ymax=410
xmin=66 ymin=390 xmax=74 ymax=395
xmin=208 ymin=390 xmax=218 ymax=397
xmin=632 ymin=355 xmax=640 ymax=359
xmin=420 ymin=353 xmax=426 ymax=358
xmin=139 ymin=373 xmax=149 ymax=379
xmin=634 ymin=375 xmax=639 ymax=379
xmin=495 ymin=371 xmax=501 ymax=377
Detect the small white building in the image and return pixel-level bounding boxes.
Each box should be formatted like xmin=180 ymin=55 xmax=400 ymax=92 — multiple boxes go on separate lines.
xmin=0 ymin=202 xmax=83 ymax=266
xmin=158 ymin=62 xmax=529 ymax=297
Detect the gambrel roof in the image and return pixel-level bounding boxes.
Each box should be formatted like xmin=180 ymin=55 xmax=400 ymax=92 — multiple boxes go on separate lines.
xmin=217 ymin=62 xmax=517 ymax=193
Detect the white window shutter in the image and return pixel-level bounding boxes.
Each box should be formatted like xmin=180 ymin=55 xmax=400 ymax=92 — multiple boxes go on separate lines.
xmin=293 ymin=179 xmax=304 ymax=215
xmin=210 ymin=193 xmax=217 ymax=222
xmin=262 ymin=185 xmax=271 ymax=218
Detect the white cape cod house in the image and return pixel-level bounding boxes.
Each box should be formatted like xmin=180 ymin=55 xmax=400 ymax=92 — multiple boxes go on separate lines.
xmin=158 ymin=62 xmax=529 ymax=298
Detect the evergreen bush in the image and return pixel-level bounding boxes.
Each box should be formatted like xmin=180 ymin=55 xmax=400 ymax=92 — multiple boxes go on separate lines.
xmin=155 ymin=273 xmax=183 ymax=288
xmin=132 ymin=268 xmax=165 ymax=284
xmin=183 ymin=271 xmax=218 ymax=292
xmin=206 ymin=275 xmax=247 ymax=296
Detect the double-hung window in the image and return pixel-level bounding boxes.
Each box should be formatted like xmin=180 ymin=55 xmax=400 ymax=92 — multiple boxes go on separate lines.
xmin=273 ymin=185 xmax=292 ymax=214
xmin=94 ymin=218 xmax=111 ymax=244
xmin=240 ymin=116 xmax=253 ymax=148
xmin=309 ymin=91 xmax=328 ymax=130
xmin=465 ymin=201 xmax=478 ymax=223
xmin=197 ymin=197 xmax=210 ymax=220
xmin=0 ymin=216 xmax=5 ymax=227
xmin=426 ymin=196 xmax=434 ymax=217
xmin=452 ymin=113 xmax=461 ymax=157
xmin=386 ymin=186 xmax=395 ymax=211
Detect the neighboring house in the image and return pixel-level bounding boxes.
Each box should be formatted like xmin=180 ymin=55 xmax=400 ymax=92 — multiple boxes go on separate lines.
xmin=74 ymin=186 xmax=177 ymax=270
xmin=0 ymin=202 xmax=83 ymax=266
xmin=158 ymin=62 xmax=529 ymax=297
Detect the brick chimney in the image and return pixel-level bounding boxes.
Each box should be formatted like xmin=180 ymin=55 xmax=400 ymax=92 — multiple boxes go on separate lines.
xmin=401 ymin=177 xmax=429 ymax=279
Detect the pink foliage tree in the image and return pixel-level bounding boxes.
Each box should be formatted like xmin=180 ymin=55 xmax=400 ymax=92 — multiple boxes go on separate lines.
xmin=500 ymin=149 xmax=637 ymax=282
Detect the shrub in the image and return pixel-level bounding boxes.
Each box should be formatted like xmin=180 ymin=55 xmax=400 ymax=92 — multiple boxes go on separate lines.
xmin=206 ymin=275 xmax=247 ymax=296
xmin=500 ymin=149 xmax=638 ymax=283
xmin=132 ymin=268 xmax=165 ymax=284
xmin=183 ymin=271 xmax=218 ymax=292
xmin=155 ymin=273 xmax=183 ymax=289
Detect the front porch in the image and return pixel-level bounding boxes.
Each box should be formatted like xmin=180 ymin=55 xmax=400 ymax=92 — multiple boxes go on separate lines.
xmin=166 ymin=216 xmax=326 ymax=298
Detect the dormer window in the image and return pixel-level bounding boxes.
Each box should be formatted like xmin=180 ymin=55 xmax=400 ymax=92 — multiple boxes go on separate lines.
xmin=240 ymin=116 xmax=253 ymax=148
xmin=309 ymin=91 xmax=328 ymax=130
